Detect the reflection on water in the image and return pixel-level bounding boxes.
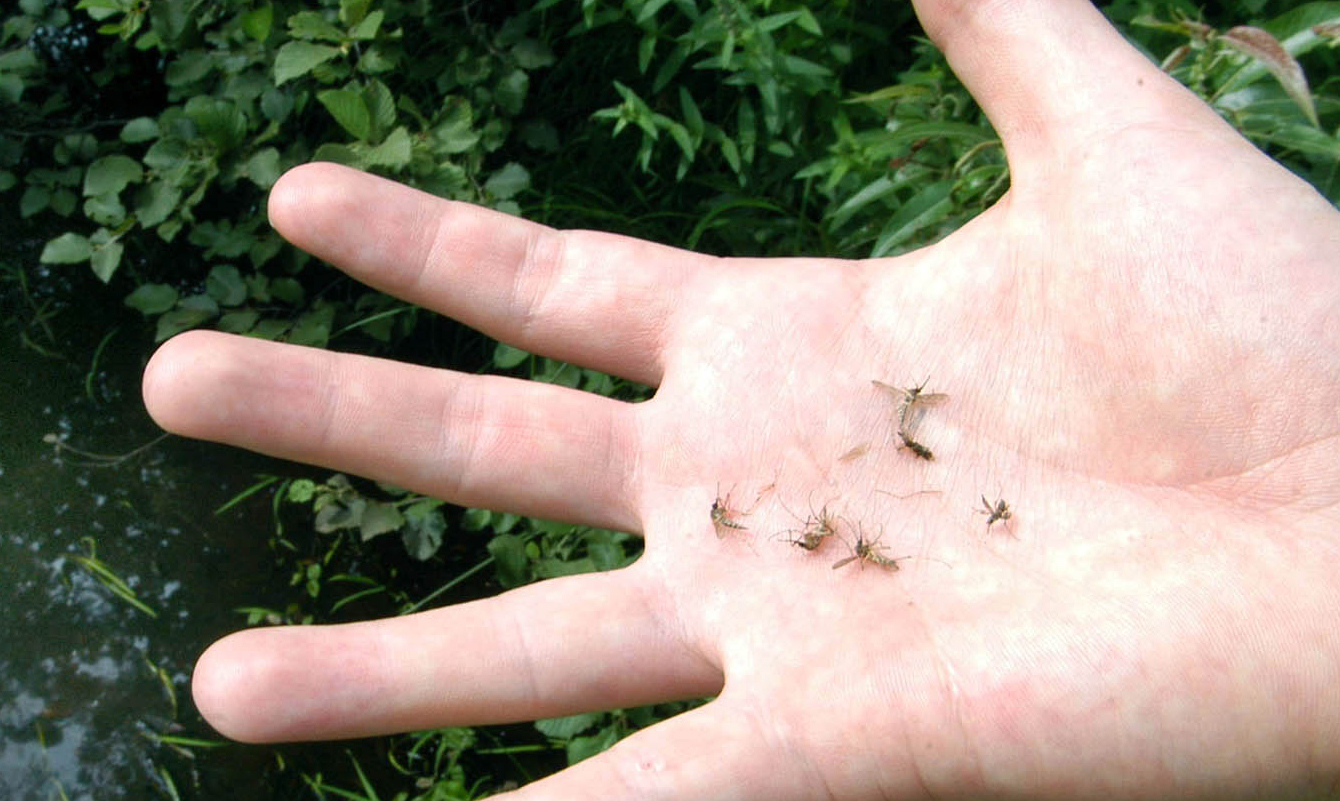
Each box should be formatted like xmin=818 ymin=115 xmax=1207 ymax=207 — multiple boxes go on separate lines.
xmin=0 ymin=271 xmax=376 ymax=798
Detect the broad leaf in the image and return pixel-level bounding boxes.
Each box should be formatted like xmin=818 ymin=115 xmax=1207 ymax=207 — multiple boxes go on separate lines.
xmin=363 ymin=126 xmax=411 ymax=168
xmin=20 ymin=185 xmax=49 ymax=218
xmin=401 ymin=501 xmax=445 ymax=560
xmin=40 ymin=232 xmax=92 ymax=263
xmin=317 ymin=88 xmax=372 ymax=140
xmin=119 ymin=117 xmax=159 ymax=143
xmin=535 ymin=713 xmax=602 ymax=739
xmin=359 ymin=501 xmax=405 ymax=541
xmin=133 ymin=181 xmax=182 ymax=228
xmin=206 ymin=264 xmax=247 ymax=306
xmin=83 ymin=154 xmax=143 ymax=196
xmin=484 ymin=162 xmax=530 ymax=200
xmin=125 ymin=283 xmax=179 ymax=315
xmin=90 ymin=241 xmax=123 ymax=283
xmin=274 ymin=41 xmax=341 ymax=85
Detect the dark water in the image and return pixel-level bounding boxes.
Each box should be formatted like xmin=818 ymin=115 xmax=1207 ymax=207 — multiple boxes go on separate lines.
xmin=0 ymin=266 xmax=381 ymax=800
xmin=0 ymin=261 xmax=568 ymax=800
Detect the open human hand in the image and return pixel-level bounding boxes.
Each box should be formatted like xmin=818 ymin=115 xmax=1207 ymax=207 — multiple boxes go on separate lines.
xmin=142 ymin=1 xmax=1340 ymax=798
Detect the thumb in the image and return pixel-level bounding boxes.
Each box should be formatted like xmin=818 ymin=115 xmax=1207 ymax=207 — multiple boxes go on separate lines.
xmin=911 ymin=0 xmax=1228 ymax=180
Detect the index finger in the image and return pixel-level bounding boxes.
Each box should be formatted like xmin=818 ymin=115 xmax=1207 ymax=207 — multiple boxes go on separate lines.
xmin=268 ymin=162 xmax=712 ymax=386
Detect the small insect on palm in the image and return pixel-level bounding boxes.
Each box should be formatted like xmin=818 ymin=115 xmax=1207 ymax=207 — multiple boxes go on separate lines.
xmin=779 ymin=503 xmax=839 ymax=551
xmin=978 ymin=494 xmax=1013 ymax=534
xmin=897 ymin=431 xmax=934 ymax=461
xmin=832 ymin=527 xmax=901 ymax=571
xmin=711 ymin=485 xmax=749 ymax=535
xmin=872 ymin=378 xmax=948 ymax=435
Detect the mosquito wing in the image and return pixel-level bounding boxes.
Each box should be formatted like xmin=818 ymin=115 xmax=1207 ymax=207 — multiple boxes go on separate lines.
xmin=831 ymin=555 xmax=859 ymax=570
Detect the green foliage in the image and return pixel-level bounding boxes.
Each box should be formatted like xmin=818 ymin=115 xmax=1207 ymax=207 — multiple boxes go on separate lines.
xmin=282 ymin=473 xmax=448 ymax=562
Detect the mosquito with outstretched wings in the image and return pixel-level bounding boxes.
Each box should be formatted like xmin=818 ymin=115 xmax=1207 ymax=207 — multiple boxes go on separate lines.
xmin=872 ymin=378 xmax=948 ymax=436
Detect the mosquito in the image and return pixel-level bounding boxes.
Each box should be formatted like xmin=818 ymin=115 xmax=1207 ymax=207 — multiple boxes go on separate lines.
xmin=778 ymin=501 xmax=840 ymax=551
xmin=977 ymin=494 xmax=1014 ymax=533
xmin=897 ymin=431 xmax=934 ymax=461
xmin=872 ymin=378 xmax=948 ymax=434
xmin=711 ymin=488 xmax=749 ymax=534
xmin=831 ymin=526 xmax=902 ymax=571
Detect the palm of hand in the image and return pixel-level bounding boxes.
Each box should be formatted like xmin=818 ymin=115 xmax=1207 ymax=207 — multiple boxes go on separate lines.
xmin=144 ymin=2 xmax=1340 ymax=799
xmin=630 ymin=118 xmax=1340 ymax=799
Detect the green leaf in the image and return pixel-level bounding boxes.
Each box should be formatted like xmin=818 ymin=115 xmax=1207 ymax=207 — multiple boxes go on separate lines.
xmin=519 ymin=120 xmax=559 ymax=152
xmin=241 ymin=4 xmax=273 ymax=41
xmin=359 ymin=501 xmax=404 ymax=541
xmin=356 ymin=44 xmax=395 ymax=74
xmin=315 ymin=496 xmax=366 ymax=533
xmin=288 ymin=304 xmax=335 ymax=347
xmin=512 ymin=38 xmax=555 ymax=69
xmin=638 ymin=32 xmax=656 ymax=73
xmin=270 ymin=277 xmax=304 ymax=304
xmin=119 ymin=116 xmax=160 ymax=143
xmin=288 ymin=479 xmax=318 ymax=503
xmin=125 ymin=283 xmax=179 ymax=315
xmin=339 ymin=0 xmax=371 ymax=26
xmin=218 ymin=310 xmax=260 ymax=333
xmin=184 ymin=96 xmax=248 ymax=151
xmin=40 ymin=232 xmax=93 ymax=263
xmin=567 ymin=726 xmax=619 ymax=764
xmin=260 ymin=87 xmax=293 ymax=122
xmin=535 ymin=713 xmax=602 ymax=739
xmin=89 ymin=241 xmax=123 ymax=283
xmin=432 ymin=97 xmax=479 ymax=154
xmin=155 ymin=296 xmax=218 ymax=341
xmin=274 ymin=41 xmax=342 ymax=85
xmin=495 ymin=69 xmax=529 ymax=115
xmin=795 ymin=7 xmax=822 ymax=35
xmin=317 ymin=88 xmax=372 ymax=140
xmin=363 ymin=126 xmax=411 ymax=168
xmin=461 ymin=507 xmax=491 ymax=531
xmin=401 ymin=502 xmax=445 ymax=560
xmin=206 ymin=264 xmax=247 ymax=305
xmin=133 ymin=181 xmax=181 ymax=227
xmin=20 ymin=184 xmax=50 ymax=217
xmin=0 ymin=171 xmax=16 ymax=192
xmin=165 ymin=50 xmax=213 ymax=87
xmin=143 ymin=137 xmax=187 ymax=172
xmin=347 ymin=8 xmax=382 ymax=40
xmin=871 ymin=180 xmax=955 ymax=258
xmin=83 ymin=192 xmax=126 ymax=226
xmin=831 ymin=176 xmax=899 ymax=230
xmin=84 ymin=155 xmax=144 ymax=197
xmin=287 ymin=10 xmax=344 ymax=42
xmin=487 ymin=534 xmax=530 ymax=588
xmin=492 ymin=342 xmax=529 ymax=368
xmin=245 ymin=318 xmax=288 ymax=341
xmin=484 ymin=162 xmax=530 ymax=200
xmin=363 ymin=79 xmax=396 ymax=134
xmin=243 ymin=147 xmax=282 ymax=189
xmin=0 ymin=73 xmax=23 ymax=104
xmin=50 ymin=189 xmax=77 ymax=217
xmin=679 ymin=86 xmax=703 ymax=139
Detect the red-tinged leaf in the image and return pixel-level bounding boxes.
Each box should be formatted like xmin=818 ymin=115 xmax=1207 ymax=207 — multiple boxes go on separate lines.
xmin=1221 ymin=25 xmax=1318 ymax=127
xmin=1161 ymin=43 xmax=1191 ymax=73
xmin=1313 ymin=22 xmax=1340 ymax=39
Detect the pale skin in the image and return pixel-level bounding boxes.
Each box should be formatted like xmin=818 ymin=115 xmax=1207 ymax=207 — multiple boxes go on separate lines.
xmin=141 ymin=1 xmax=1340 ymax=799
